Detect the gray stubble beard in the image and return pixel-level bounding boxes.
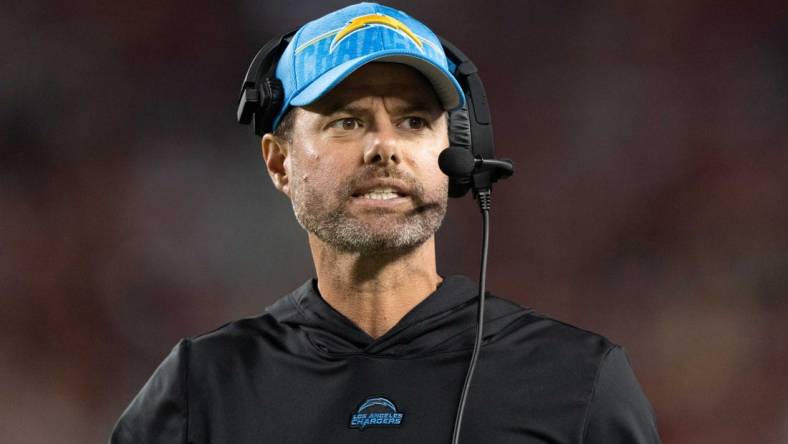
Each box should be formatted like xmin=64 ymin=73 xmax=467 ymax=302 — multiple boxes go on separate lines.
xmin=290 ymin=168 xmax=448 ymax=255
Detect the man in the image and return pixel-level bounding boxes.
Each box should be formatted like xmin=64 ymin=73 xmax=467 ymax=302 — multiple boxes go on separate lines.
xmin=111 ymin=3 xmax=660 ymax=443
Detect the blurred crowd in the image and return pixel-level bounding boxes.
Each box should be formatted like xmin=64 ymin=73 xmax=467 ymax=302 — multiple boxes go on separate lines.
xmin=1 ymin=1 xmax=786 ymax=442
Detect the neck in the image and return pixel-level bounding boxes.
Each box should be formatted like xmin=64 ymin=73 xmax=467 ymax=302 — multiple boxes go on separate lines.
xmin=308 ymin=234 xmax=443 ymax=339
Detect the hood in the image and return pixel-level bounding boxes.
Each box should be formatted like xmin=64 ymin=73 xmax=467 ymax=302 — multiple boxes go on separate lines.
xmin=265 ymin=275 xmax=531 ymax=358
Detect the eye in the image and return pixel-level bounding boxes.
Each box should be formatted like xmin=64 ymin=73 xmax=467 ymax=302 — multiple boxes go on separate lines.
xmin=328 ymin=118 xmax=362 ymax=131
xmin=399 ymin=116 xmax=428 ymax=130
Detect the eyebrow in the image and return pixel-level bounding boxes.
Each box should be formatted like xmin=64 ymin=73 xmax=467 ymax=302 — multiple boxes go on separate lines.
xmin=322 ymin=101 xmax=440 ymax=117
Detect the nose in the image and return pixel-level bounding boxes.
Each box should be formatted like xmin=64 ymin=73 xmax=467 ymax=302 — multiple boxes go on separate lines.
xmin=363 ymin=119 xmax=402 ymax=166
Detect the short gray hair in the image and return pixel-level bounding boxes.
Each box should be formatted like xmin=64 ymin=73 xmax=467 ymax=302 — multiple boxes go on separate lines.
xmin=272 ymin=108 xmax=298 ymax=144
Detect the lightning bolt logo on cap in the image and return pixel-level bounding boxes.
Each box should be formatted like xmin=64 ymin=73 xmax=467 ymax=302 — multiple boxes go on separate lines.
xmin=330 ymin=13 xmax=423 ymax=53
xmin=296 ymin=12 xmax=427 ymax=55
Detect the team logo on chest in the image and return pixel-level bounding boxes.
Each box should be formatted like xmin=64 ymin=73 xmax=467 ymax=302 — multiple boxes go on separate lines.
xmin=349 ymin=396 xmax=405 ymax=430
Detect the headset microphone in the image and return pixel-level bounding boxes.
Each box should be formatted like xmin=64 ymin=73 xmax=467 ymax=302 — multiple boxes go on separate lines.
xmin=439 ymin=147 xmax=514 ymax=181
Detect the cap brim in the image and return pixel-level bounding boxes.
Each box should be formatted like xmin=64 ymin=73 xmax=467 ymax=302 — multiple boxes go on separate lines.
xmin=289 ymin=50 xmax=465 ymax=111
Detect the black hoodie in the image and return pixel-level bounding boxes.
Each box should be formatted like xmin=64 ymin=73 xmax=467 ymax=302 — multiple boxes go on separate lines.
xmin=110 ymin=275 xmax=660 ymax=443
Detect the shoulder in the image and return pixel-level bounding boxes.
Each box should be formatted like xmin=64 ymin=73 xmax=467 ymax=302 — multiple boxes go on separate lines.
xmin=169 ymin=309 xmax=318 ymax=388
xmin=487 ymin=294 xmax=619 ymax=360
xmin=182 ymin=312 xmax=286 ymax=361
xmin=484 ymin=294 xmax=627 ymax=395
xmin=486 ymin=296 xmax=660 ymax=442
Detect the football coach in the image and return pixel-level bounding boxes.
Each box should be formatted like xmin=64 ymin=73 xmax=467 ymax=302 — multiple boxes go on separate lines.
xmin=110 ymin=3 xmax=661 ymax=443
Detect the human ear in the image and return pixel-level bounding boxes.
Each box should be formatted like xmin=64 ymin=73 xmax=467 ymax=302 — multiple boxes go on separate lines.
xmin=261 ymin=134 xmax=291 ymax=197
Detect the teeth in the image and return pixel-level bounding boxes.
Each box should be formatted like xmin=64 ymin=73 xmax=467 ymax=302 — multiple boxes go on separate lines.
xmin=359 ymin=188 xmax=400 ymax=200
xmin=361 ymin=191 xmax=399 ymax=200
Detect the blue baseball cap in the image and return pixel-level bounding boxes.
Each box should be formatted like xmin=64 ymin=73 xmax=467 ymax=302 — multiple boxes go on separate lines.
xmin=272 ymin=2 xmax=466 ymax=130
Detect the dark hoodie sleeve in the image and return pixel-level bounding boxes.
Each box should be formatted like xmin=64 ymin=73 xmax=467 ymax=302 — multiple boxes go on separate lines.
xmin=582 ymin=346 xmax=661 ymax=444
xmin=110 ymin=340 xmax=189 ymax=444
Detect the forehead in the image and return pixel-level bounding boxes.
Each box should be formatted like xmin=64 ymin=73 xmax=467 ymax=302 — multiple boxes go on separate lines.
xmin=304 ymin=62 xmax=443 ymax=114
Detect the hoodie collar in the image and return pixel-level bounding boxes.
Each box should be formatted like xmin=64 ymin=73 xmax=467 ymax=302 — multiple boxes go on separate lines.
xmin=266 ymin=275 xmax=526 ymax=357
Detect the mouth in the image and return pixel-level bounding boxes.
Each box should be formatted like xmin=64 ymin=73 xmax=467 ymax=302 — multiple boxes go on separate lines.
xmin=352 ymin=187 xmax=409 ymax=201
xmin=351 ymin=178 xmax=414 ymax=203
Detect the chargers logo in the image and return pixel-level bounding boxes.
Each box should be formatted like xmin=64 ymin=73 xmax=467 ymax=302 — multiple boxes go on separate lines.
xmin=330 ymin=14 xmax=423 ymax=53
xmin=349 ymin=396 xmax=405 ymax=430
xmin=296 ymin=13 xmax=437 ymax=55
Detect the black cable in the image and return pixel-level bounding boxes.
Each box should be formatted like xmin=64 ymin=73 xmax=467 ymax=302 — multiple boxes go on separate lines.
xmin=451 ymin=189 xmax=491 ymax=444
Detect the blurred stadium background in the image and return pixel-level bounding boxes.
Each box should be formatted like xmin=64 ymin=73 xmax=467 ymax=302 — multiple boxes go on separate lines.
xmin=1 ymin=0 xmax=786 ymax=442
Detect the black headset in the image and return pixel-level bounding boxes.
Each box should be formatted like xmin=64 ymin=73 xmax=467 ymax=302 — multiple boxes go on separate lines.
xmin=236 ymin=29 xmax=497 ymax=198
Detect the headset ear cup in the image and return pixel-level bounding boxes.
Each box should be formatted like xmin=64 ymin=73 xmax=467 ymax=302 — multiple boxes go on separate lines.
xmin=254 ymin=78 xmax=285 ymax=136
xmin=449 ymin=105 xmax=471 ymax=148
xmin=447 ymin=106 xmax=473 ymax=198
